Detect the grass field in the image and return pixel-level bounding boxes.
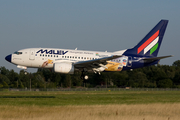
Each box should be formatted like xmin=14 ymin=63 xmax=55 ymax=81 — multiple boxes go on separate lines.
xmin=0 ymin=91 xmax=180 ymax=120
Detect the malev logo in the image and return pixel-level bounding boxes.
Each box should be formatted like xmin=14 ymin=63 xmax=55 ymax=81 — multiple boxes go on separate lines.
xmin=36 ymin=49 xmax=68 ymax=55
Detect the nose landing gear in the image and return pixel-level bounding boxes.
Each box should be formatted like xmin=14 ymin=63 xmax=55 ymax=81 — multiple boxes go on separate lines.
xmin=17 ymin=65 xmax=27 ymax=75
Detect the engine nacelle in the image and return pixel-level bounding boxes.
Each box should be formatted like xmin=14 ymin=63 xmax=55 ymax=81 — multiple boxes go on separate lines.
xmin=54 ymin=62 xmax=74 ymax=74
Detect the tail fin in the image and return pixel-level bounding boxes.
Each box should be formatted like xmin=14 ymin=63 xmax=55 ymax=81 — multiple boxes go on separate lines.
xmin=123 ymin=20 xmax=168 ymax=57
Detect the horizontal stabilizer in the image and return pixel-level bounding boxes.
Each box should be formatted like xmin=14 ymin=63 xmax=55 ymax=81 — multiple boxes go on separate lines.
xmin=142 ymin=55 xmax=173 ymax=63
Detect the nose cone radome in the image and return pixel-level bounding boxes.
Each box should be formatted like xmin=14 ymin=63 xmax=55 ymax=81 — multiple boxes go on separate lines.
xmin=5 ymin=54 xmax=12 ymax=63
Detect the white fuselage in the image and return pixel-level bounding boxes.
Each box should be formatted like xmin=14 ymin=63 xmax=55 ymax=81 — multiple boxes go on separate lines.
xmin=11 ymin=48 xmax=125 ymax=69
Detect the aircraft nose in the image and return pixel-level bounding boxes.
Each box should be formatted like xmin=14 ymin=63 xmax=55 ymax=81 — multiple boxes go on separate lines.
xmin=5 ymin=54 xmax=12 ymax=62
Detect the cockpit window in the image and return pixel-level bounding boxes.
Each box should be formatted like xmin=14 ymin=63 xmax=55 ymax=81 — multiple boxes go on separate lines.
xmin=14 ymin=51 xmax=22 ymax=55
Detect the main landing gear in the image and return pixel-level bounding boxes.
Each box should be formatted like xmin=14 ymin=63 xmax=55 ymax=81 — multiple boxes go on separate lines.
xmin=81 ymin=69 xmax=89 ymax=88
xmin=81 ymin=69 xmax=89 ymax=81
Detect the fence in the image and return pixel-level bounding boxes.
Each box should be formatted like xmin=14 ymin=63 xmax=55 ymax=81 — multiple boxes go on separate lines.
xmin=0 ymin=88 xmax=180 ymax=91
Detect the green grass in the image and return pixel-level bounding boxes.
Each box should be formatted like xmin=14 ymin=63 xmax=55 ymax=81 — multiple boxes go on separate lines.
xmin=0 ymin=91 xmax=180 ymax=106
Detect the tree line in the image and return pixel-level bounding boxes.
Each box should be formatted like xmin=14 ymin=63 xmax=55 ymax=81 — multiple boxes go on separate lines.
xmin=1 ymin=60 xmax=180 ymax=88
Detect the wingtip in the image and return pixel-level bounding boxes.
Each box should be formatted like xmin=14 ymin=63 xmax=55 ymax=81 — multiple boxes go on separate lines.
xmin=168 ymin=55 xmax=174 ymax=57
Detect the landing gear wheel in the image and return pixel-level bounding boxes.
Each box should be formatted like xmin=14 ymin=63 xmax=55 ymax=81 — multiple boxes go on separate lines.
xmin=81 ymin=70 xmax=89 ymax=81
xmin=81 ymin=74 xmax=88 ymax=88
xmin=84 ymin=75 xmax=88 ymax=80
xmin=81 ymin=74 xmax=89 ymax=80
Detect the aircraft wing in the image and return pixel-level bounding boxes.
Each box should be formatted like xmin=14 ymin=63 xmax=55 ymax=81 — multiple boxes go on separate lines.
xmin=74 ymin=55 xmax=122 ymax=69
xmin=142 ymin=55 xmax=173 ymax=63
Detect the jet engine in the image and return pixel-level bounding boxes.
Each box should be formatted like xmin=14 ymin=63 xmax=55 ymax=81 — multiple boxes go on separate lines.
xmin=54 ymin=62 xmax=74 ymax=74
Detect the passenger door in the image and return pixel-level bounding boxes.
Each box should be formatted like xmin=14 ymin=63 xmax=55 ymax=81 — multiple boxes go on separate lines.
xmin=29 ymin=50 xmax=35 ymax=60
xmin=127 ymin=56 xmax=132 ymax=67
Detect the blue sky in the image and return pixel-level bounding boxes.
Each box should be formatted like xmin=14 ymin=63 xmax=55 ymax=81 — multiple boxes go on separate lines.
xmin=1 ymin=0 xmax=180 ymax=73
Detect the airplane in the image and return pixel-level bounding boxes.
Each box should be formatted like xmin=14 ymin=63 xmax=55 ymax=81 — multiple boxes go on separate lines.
xmin=5 ymin=20 xmax=172 ymax=80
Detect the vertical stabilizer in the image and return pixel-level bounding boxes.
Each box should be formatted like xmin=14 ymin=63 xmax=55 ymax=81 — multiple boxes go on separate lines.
xmin=123 ymin=20 xmax=168 ymax=57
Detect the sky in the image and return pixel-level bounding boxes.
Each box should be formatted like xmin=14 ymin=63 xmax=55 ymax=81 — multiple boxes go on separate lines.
xmin=1 ymin=0 xmax=180 ymax=73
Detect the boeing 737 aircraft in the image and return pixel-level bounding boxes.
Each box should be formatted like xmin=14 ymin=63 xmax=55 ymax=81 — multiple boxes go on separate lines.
xmin=5 ymin=20 xmax=172 ymax=80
